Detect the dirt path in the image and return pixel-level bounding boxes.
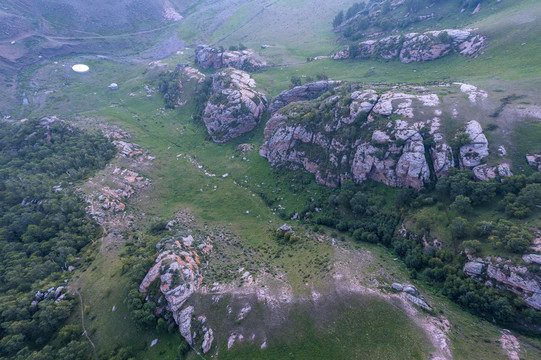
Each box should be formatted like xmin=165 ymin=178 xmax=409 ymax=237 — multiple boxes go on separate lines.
xmin=77 ymin=291 xmax=97 ymax=357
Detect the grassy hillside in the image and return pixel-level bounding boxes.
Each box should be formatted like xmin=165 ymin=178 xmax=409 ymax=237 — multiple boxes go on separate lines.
xmin=5 ymin=0 xmax=541 ymax=359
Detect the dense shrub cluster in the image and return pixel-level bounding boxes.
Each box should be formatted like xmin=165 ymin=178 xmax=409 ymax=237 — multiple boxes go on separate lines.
xmin=0 ymin=120 xmax=116 ymax=359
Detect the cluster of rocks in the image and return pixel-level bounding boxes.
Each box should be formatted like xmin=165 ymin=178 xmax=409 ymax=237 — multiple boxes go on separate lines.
xmin=463 ymin=258 xmax=541 ymax=310
xmin=333 ymin=29 xmax=485 ymax=63
xmin=86 ymin=166 xmax=151 ymax=224
xmin=260 ymin=82 xmax=511 ymax=189
xmin=31 ymin=286 xmax=66 ymax=306
xmin=139 ymin=234 xmax=215 ymax=354
xmin=391 ymin=283 xmax=432 ymax=310
xmin=203 ymin=68 xmax=268 ymax=142
xmin=195 ymin=45 xmax=267 ymax=71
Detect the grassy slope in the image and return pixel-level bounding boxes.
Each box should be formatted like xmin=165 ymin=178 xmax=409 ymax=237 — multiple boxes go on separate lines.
xmin=15 ymin=0 xmax=541 ymax=358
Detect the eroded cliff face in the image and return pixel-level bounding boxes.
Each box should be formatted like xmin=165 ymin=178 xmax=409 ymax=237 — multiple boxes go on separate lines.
xmin=333 ymin=29 xmax=485 ymax=63
xmin=464 ymin=258 xmax=541 ymax=311
xmin=195 ymin=45 xmax=267 ymax=71
xmin=260 ymin=82 xmax=510 ymax=189
xmin=203 ymin=68 xmax=268 ymax=143
xmin=139 ymin=233 xmax=215 ymax=354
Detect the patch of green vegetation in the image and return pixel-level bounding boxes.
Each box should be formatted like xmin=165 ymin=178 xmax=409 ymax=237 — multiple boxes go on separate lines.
xmin=220 ymin=296 xmax=431 ymax=360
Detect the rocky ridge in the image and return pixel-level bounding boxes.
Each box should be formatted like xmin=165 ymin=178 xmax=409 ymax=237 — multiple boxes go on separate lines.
xmin=333 ymin=29 xmax=485 ymax=63
xmin=195 ymin=45 xmax=267 ymax=71
xmin=261 ymin=82 xmax=510 ymax=189
xmin=139 ymin=233 xmax=215 ymax=354
xmin=463 ymin=258 xmax=541 ymax=310
xmin=203 ymin=68 xmax=268 ymax=143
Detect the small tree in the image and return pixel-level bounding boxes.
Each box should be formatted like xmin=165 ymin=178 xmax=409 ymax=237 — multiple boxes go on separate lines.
xmin=333 ymin=10 xmax=344 ymax=28
xmin=450 ymin=195 xmax=472 ymax=214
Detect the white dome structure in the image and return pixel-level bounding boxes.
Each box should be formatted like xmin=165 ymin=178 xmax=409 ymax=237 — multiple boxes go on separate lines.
xmin=72 ymin=64 xmax=90 ymax=73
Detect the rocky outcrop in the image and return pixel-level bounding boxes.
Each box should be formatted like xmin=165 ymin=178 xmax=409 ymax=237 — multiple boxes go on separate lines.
xmin=333 ymin=29 xmax=485 ymax=63
xmin=261 ymin=85 xmax=442 ymax=189
xmin=463 ymin=259 xmax=541 ymax=310
xmin=140 ymin=233 xmax=215 ymax=353
xmin=160 ymin=64 xmax=206 ymax=108
xmin=195 ymin=45 xmax=267 ymax=71
xmin=526 ymin=154 xmax=541 ymax=171
xmin=203 ymin=68 xmax=268 ymax=143
xmin=269 ymin=80 xmax=341 ymax=113
xmin=261 ymin=82 xmax=515 ymax=189
xmin=459 ymin=120 xmax=489 ymax=169
xmin=473 ymin=163 xmax=513 ymax=181
xmin=391 ymin=283 xmax=432 ymax=310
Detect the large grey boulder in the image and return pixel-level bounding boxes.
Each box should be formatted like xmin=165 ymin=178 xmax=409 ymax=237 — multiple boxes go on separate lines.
xmin=460 ymin=120 xmax=489 ymax=169
xmin=203 ymin=68 xmax=268 ymax=143
xmin=463 ymin=261 xmax=485 ymax=276
xmin=269 ymin=81 xmax=341 ymax=113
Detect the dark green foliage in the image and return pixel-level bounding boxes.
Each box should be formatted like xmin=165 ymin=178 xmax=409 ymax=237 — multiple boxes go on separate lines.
xmin=449 ymin=195 xmax=472 ymax=214
xmin=333 ymin=10 xmax=344 ymax=28
xmin=0 ymin=119 xmax=115 ymax=358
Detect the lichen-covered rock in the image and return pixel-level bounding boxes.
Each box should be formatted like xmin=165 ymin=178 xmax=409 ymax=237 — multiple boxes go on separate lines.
xmin=334 ymin=29 xmax=485 ymax=63
xmin=269 ymin=80 xmax=341 ymax=113
xmin=195 ymin=45 xmax=267 ymax=71
xmin=262 ymin=84 xmax=437 ymax=189
xmin=473 ymin=163 xmax=513 ymax=181
xmin=203 ymin=68 xmax=268 ymax=142
xmin=140 ymin=233 xmax=214 ymax=352
xmin=460 ymin=120 xmax=489 ymax=169
xmin=261 ymin=83 xmax=512 ymax=190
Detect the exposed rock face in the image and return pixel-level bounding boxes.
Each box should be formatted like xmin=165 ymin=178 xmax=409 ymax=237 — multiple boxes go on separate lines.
xmin=269 ymin=80 xmax=341 ymax=113
xmin=463 ymin=259 xmax=541 ymax=310
xmin=460 ymin=120 xmax=489 ymax=169
xmin=203 ymin=68 xmax=268 ymax=142
xmin=195 ymin=45 xmax=267 ymax=71
xmin=523 ymin=254 xmax=541 ymax=265
xmin=261 ymin=85 xmax=441 ymax=189
xmin=261 ymin=82 xmax=515 ymax=189
xmin=139 ymin=234 xmax=215 ymax=353
xmin=473 ymin=163 xmax=513 ymax=181
xmin=334 ymin=29 xmax=485 ymax=63
xmin=526 ymin=154 xmax=541 ymax=171
xmin=391 ymin=283 xmax=432 ymax=310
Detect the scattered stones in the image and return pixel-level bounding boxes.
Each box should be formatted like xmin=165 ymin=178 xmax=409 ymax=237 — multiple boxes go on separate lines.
xmin=150 ymin=339 xmax=158 ymax=347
